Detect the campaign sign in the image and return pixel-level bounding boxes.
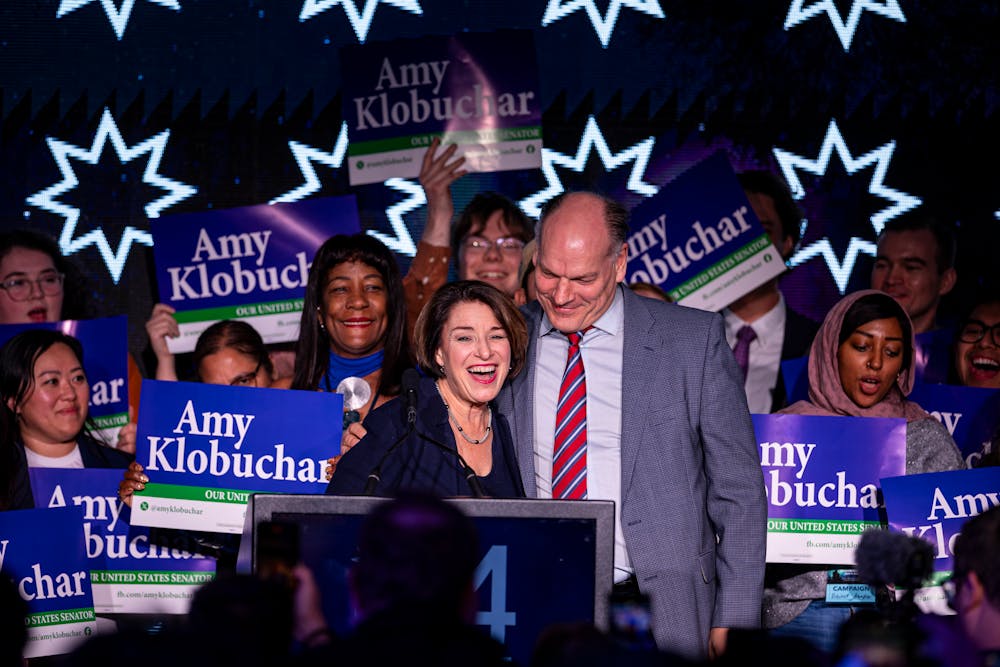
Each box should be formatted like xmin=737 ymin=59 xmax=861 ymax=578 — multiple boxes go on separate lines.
xmin=753 ymin=413 xmax=906 ymax=564
xmin=0 ymin=507 xmax=97 ymax=658
xmin=625 ymin=152 xmax=787 ymax=312
xmin=130 ymin=380 xmax=342 ymax=533
xmin=0 ymin=316 xmax=129 ymax=443
xmin=781 ymin=356 xmax=810 ymax=405
xmin=30 ymin=468 xmax=216 ymax=615
xmin=341 ymin=29 xmax=542 ymax=185
xmin=908 ymin=383 xmax=1000 ymax=467
xmin=150 ymin=195 xmax=362 ymax=353
xmin=881 ymin=467 xmax=1000 ymax=612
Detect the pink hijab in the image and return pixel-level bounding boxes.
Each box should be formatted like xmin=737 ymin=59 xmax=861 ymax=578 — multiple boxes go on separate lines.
xmin=782 ymin=289 xmax=928 ymax=422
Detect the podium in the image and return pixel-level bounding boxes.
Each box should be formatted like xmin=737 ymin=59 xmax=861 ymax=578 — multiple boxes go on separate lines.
xmin=246 ymin=494 xmax=615 ymax=665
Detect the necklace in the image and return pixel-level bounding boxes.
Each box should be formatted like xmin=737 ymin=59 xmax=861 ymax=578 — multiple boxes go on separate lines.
xmin=436 ymin=383 xmax=492 ymax=445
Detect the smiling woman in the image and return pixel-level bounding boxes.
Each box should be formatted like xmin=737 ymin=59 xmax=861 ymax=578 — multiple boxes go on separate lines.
xmin=0 ymin=329 xmax=133 ymax=511
xmin=326 ymin=281 xmax=527 ymax=498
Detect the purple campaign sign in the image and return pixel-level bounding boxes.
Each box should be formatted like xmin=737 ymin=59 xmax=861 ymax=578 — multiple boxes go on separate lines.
xmin=30 ymin=468 xmax=216 ymax=615
xmin=625 ymin=151 xmax=785 ymax=311
xmin=881 ymin=467 xmax=1000 ymax=573
xmin=0 ymin=506 xmax=97 ymax=657
xmin=908 ymin=383 xmax=1000 ymax=466
xmin=754 ymin=413 xmax=906 ymax=522
xmin=340 ymin=29 xmax=543 ymax=184
xmin=150 ymin=195 xmax=361 ymax=352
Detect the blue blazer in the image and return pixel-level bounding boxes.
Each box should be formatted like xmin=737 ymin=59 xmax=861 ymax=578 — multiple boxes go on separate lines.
xmin=327 ymin=375 xmax=525 ymax=498
xmin=496 ymin=287 xmax=767 ymax=660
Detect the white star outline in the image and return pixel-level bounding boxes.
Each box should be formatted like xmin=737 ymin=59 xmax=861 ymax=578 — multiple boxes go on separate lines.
xmin=268 ymin=122 xmax=417 ymax=257
xmin=299 ymin=0 xmax=422 ymax=43
xmin=57 ymin=0 xmax=181 ymax=40
xmin=25 ymin=108 xmax=197 ymax=284
xmin=541 ymin=0 xmax=665 ymax=48
xmin=785 ymin=0 xmax=905 ymax=52
xmin=773 ymin=118 xmax=921 ymax=293
xmin=519 ymin=115 xmax=657 ymax=219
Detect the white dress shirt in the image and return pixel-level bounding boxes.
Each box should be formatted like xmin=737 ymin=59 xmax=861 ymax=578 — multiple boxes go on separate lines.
xmin=723 ymin=293 xmax=787 ymax=414
xmin=533 ymin=286 xmax=632 ymax=582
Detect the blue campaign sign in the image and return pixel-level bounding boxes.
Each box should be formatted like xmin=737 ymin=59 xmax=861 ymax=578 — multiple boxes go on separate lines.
xmin=881 ymin=467 xmax=1000 ymax=573
xmin=753 ymin=413 xmax=906 ymax=564
xmin=30 ymin=468 xmax=216 ymax=615
xmin=625 ymin=151 xmax=785 ymax=312
xmin=0 ymin=316 xmax=129 ymax=436
xmin=150 ymin=195 xmax=362 ymax=353
xmin=908 ymin=383 xmax=1000 ymax=466
xmin=131 ymin=380 xmax=343 ymax=533
xmin=0 ymin=506 xmax=97 ymax=657
xmin=340 ymin=29 xmax=543 ymax=184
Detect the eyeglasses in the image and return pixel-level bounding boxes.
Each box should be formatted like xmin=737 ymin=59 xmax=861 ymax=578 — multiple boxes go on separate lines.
xmin=958 ymin=319 xmax=1000 ymax=346
xmin=462 ymin=236 xmax=526 ymax=255
xmin=0 ymin=273 xmax=65 ymax=301
xmin=229 ymin=362 xmax=263 ymax=387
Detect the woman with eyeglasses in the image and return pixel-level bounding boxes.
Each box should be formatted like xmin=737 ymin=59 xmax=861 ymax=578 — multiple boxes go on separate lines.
xmin=763 ymin=290 xmax=965 ymax=655
xmin=451 ymin=191 xmax=535 ymax=306
xmin=0 ymin=230 xmax=144 ymax=455
xmin=1 ymin=329 xmax=133 ymax=510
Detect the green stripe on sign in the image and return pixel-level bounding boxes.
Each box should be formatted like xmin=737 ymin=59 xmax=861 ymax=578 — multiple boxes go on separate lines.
xmin=766 ymin=519 xmax=882 ymax=534
xmin=141 ymin=482 xmax=251 ymax=504
xmin=172 ymin=298 xmax=304 ymax=324
xmin=92 ymin=413 xmax=128 ymax=429
xmin=91 ymin=570 xmax=216 ymax=585
xmin=669 ymin=234 xmax=772 ymax=300
xmin=27 ymin=608 xmax=95 ymax=627
xmin=349 ymin=126 xmax=542 ymax=155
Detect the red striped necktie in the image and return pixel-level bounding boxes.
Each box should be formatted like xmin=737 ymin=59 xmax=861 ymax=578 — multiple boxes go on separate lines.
xmin=553 ymin=329 xmax=590 ymax=499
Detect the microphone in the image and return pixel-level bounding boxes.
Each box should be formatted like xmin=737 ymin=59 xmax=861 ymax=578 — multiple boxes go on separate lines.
xmin=336 ymin=376 xmax=372 ymax=429
xmin=855 ymin=527 xmax=935 ymax=622
xmin=362 ymin=369 xmax=420 ymax=496
xmin=402 ymin=368 xmax=418 ymax=425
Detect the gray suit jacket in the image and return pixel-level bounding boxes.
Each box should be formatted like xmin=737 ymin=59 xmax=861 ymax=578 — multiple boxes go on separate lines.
xmin=497 ymin=287 xmax=767 ymax=660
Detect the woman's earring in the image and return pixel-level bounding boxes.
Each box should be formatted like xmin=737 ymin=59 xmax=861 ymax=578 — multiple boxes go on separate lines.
xmin=439 ymin=365 xmax=446 ymax=376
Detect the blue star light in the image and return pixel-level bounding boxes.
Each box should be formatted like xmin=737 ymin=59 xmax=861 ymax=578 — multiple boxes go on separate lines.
xmin=299 ymin=0 xmax=422 ymax=43
xmin=57 ymin=0 xmax=181 ymax=40
xmin=269 ymin=123 xmax=349 ymax=205
xmin=519 ymin=115 xmax=657 ymax=219
xmin=25 ymin=108 xmax=197 ymax=284
xmin=541 ymin=0 xmax=665 ymax=48
xmin=773 ymin=118 xmax=921 ymax=293
xmin=375 ymin=178 xmax=420 ymax=257
xmin=785 ymin=0 xmax=905 ymax=52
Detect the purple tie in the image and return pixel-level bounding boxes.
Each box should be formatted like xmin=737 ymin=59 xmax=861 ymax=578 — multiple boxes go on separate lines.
xmin=733 ymin=325 xmax=757 ymax=381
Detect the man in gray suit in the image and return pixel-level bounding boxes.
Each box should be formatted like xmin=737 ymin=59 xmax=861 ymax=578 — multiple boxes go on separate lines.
xmin=496 ymin=191 xmax=767 ymax=660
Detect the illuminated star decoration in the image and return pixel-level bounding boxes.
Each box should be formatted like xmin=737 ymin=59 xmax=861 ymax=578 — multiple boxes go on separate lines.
xmin=785 ymin=0 xmax=905 ymax=52
xmin=268 ymin=123 xmax=416 ymax=256
xmin=520 ymin=115 xmax=657 ymax=219
xmin=25 ymin=107 xmax=197 ymax=284
xmin=541 ymin=0 xmax=665 ymax=48
xmin=299 ymin=0 xmax=422 ymax=43
xmin=772 ymin=118 xmax=921 ymax=293
xmin=269 ymin=123 xmax=349 ymax=205
xmin=57 ymin=0 xmax=181 ymax=40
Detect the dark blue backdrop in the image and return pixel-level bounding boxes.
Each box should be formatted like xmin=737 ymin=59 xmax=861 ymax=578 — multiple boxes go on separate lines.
xmin=1 ymin=1 xmax=996 ymax=370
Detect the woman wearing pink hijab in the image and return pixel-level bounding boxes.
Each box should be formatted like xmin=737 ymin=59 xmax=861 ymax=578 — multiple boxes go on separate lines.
xmin=762 ymin=289 xmax=964 ymax=655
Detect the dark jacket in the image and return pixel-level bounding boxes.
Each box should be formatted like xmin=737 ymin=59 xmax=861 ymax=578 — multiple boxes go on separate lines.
xmin=326 ymin=375 xmax=525 ymax=498
xmin=8 ymin=432 xmax=133 ymax=510
xmin=770 ymin=307 xmax=820 ymax=412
